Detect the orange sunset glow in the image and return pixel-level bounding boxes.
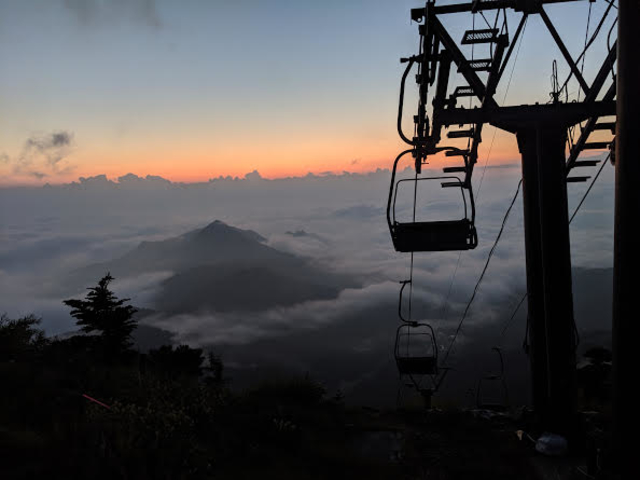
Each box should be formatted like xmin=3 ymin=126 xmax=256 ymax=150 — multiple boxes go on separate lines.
xmin=2 ymin=0 xmax=594 ymax=186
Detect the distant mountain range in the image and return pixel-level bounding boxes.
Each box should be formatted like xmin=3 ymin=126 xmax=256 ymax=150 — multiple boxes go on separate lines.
xmin=73 ymin=220 xmax=359 ymax=314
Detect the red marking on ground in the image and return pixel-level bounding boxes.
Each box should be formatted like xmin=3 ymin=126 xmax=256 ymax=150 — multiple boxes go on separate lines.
xmin=82 ymin=394 xmax=111 ymax=410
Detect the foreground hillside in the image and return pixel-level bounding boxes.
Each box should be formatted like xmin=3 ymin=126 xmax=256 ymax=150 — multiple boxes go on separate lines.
xmin=1 ymin=312 xmax=543 ymax=480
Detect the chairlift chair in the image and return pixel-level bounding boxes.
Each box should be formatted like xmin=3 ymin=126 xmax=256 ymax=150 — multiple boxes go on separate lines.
xmin=387 ymin=151 xmax=478 ymax=252
xmin=394 ymin=280 xmax=439 ymax=376
xmin=394 ymin=280 xmax=450 ymax=409
xmin=394 ymin=322 xmax=438 ymax=376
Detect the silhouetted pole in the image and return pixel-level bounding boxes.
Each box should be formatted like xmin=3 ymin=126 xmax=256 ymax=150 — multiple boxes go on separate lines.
xmin=534 ymin=127 xmax=576 ymax=436
xmin=517 ymin=129 xmax=549 ymax=423
xmin=612 ymin=0 xmax=640 ymax=475
xmin=517 ymin=126 xmax=576 ymax=435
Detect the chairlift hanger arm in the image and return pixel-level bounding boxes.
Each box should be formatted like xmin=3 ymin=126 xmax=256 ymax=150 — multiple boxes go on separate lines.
xmin=387 ymin=149 xmax=416 ymax=230
xmin=398 ymin=59 xmax=418 ymax=145
xmin=398 ymin=280 xmax=413 ymax=323
xmin=492 ymin=346 xmax=506 ymax=377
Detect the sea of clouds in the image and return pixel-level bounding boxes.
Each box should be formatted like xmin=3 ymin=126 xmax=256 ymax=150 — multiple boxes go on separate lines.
xmin=0 ymin=161 xmax=615 ymax=404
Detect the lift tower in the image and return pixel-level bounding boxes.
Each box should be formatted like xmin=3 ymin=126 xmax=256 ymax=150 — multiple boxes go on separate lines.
xmin=390 ymin=0 xmax=618 ymax=437
xmin=613 ymin=0 xmax=639 ymax=475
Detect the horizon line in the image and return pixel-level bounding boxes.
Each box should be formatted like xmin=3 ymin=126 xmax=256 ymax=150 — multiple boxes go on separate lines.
xmin=0 ymin=161 xmax=525 ymax=188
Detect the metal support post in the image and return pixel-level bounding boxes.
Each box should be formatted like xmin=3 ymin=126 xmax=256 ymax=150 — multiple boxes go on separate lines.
xmin=517 ymin=126 xmax=576 ymax=435
xmin=612 ymin=0 xmax=640 ymax=475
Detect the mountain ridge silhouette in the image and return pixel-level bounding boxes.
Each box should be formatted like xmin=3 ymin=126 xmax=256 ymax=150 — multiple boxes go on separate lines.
xmin=70 ymin=220 xmax=359 ymax=314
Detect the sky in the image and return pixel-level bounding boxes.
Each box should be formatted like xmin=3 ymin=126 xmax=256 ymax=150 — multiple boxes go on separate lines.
xmin=0 ymin=0 xmax=616 ymax=184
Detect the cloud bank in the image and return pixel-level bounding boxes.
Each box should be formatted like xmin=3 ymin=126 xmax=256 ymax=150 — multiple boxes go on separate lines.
xmin=0 ymin=161 xmax=615 ymax=404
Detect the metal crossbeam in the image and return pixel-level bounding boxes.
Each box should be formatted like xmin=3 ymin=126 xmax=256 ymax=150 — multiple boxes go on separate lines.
xmin=412 ymin=0 xmax=586 ymax=19
xmin=437 ymin=101 xmax=616 ymax=130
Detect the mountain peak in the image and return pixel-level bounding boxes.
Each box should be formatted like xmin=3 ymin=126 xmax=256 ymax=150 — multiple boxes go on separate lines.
xmin=197 ymin=220 xmax=266 ymax=243
xmin=203 ymin=219 xmax=227 ymax=228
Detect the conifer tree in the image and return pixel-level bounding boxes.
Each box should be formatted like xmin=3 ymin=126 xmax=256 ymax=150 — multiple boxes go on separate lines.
xmin=63 ymin=273 xmax=138 ymax=354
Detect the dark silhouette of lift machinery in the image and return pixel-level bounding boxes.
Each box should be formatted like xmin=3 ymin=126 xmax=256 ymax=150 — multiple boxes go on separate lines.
xmin=394 ymin=280 xmax=449 ymax=407
xmin=388 ymin=0 xmax=620 ymax=437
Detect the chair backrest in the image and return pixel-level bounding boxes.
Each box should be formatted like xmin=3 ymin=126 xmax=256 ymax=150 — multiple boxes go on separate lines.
xmin=394 ymin=323 xmax=438 ymax=375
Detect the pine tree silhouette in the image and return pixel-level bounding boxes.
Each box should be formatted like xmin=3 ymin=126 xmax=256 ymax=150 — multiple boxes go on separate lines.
xmin=63 ymin=273 xmax=138 ymax=357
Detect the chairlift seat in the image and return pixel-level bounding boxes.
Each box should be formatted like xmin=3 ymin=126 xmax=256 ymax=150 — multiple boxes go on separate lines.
xmin=391 ymin=219 xmax=477 ymax=252
xmin=396 ymin=356 xmax=437 ymax=375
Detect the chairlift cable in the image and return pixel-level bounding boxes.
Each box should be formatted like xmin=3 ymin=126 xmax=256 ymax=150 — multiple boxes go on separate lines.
xmin=435 ymin=9 xmax=477 ymax=332
xmin=442 ymin=178 xmax=523 ymax=366
xmin=435 ymin=8 xmax=480 ymax=330
xmin=490 ymin=8 xmax=501 ymax=60
xmin=438 ymin=14 xmax=525 ymax=342
xmin=606 ymin=18 xmax=617 ymax=81
xmin=569 ymin=150 xmax=610 ymax=224
xmin=577 ymin=1 xmax=593 ymax=104
xmin=408 ymin=169 xmax=419 ymax=322
xmin=558 ymin=1 xmax=615 ymax=96
xmin=406 ymin=169 xmax=420 ymax=355
xmin=471 ymin=13 xmax=476 ymax=102
xmin=479 ymin=11 xmax=492 ymax=30
xmin=500 ymin=293 xmax=528 ymax=340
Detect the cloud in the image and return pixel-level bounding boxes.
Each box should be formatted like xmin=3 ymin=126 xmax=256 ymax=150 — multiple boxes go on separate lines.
xmin=141 ymin=272 xmax=501 ymax=351
xmin=0 ymin=161 xmax=615 ymax=408
xmin=3 ymin=131 xmax=75 ymax=180
xmin=63 ymin=0 xmax=161 ymax=28
xmin=244 ymin=170 xmax=263 ymax=181
xmin=144 ymin=282 xmax=411 ymax=346
xmin=0 ymin=160 xmax=614 ymax=357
